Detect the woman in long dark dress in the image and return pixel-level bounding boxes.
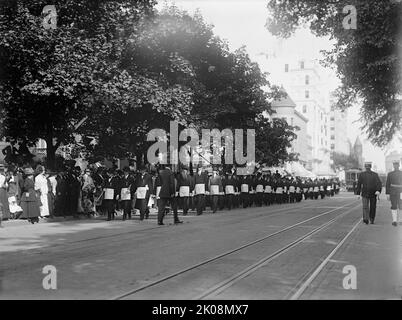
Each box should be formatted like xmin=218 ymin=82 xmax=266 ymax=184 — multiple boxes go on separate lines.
xmin=20 ymin=167 xmax=40 ymax=224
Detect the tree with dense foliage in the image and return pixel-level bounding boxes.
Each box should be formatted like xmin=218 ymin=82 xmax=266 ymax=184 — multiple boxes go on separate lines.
xmin=0 ymin=0 xmax=158 ymax=168
xmin=266 ymin=0 xmax=401 ymax=147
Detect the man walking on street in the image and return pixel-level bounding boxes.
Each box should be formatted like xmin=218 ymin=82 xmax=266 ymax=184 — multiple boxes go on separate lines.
xmin=156 ymin=165 xmax=182 ymax=225
xmin=356 ymin=162 xmax=382 ymax=224
xmin=385 ymin=160 xmax=402 ymax=227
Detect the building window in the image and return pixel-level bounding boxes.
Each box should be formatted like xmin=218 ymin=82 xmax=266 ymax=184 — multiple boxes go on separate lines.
xmin=305 ymin=90 xmax=309 ymax=99
xmin=331 ymin=144 xmax=335 ymax=150
xmin=285 ymin=64 xmax=289 ymax=72
xmin=330 ymin=116 xmax=335 ymax=121
xmin=321 ymin=138 xmax=323 ymax=145
xmin=331 ymin=135 xmax=335 ymax=140
xmin=330 ymin=127 xmax=335 ymax=131
xmin=305 ymin=75 xmax=309 ymax=85
xmin=300 ymin=61 xmax=305 ymax=69
xmin=321 ymin=113 xmax=323 ymax=120
xmin=331 ymin=106 xmax=335 ymax=111
xmin=303 ymin=105 xmax=307 ymax=113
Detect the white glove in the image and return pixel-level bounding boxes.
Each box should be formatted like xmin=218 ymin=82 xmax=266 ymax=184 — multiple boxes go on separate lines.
xmin=386 ymin=194 xmax=390 ymax=201
xmin=375 ymin=191 xmax=380 ymax=196
xmin=357 ymin=195 xmax=361 ymax=200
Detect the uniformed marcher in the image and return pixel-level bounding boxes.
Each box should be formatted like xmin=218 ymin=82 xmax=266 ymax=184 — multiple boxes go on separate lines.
xmin=155 ymin=165 xmax=182 ymax=225
xmin=209 ymin=166 xmax=223 ymax=213
xmin=255 ymin=171 xmax=264 ymax=207
xmin=385 ymin=160 xmax=402 ymax=226
xmin=177 ymin=165 xmax=192 ymax=216
xmin=194 ymin=166 xmax=208 ymax=215
xmin=223 ymin=170 xmax=236 ymax=210
xmin=356 ymin=162 xmax=382 ymax=224
xmin=102 ymin=168 xmax=120 ymax=221
xmin=240 ymin=174 xmax=251 ymax=208
xmin=288 ymin=177 xmax=296 ymax=203
xmin=134 ymin=165 xmax=153 ymax=221
xmin=119 ymin=167 xmax=135 ymax=220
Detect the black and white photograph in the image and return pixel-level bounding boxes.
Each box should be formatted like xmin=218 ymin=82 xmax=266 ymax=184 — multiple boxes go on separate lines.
xmin=0 ymin=0 xmax=401 ymax=304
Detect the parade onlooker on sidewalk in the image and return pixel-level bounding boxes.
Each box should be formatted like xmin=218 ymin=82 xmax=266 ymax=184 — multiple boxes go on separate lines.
xmin=20 ymin=167 xmax=40 ymax=224
xmin=0 ymin=164 xmax=11 ymax=220
xmin=81 ymin=168 xmax=96 ymax=216
xmin=35 ymin=165 xmax=50 ymax=218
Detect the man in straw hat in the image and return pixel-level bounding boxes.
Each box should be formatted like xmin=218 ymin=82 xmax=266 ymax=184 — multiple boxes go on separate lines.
xmin=385 ymin=159 xmax=402 ymax=227
xmin=356 ymin=162 xmax=382 ymax=224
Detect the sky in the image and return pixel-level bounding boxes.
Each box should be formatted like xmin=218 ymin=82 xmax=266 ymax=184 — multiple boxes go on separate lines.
xmin=157 ymin=0 xmax=391 ymax=171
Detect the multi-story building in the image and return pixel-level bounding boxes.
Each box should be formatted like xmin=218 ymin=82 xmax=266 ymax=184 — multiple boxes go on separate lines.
xmin=271 ymin=92 xmax=312 ymax=169
xmin=279 ymin=59 xmax=332 ymax=175
xmin=329 ymin=96 xmax=349 ymax=157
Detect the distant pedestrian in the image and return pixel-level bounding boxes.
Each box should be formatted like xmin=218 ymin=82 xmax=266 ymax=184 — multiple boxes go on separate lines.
xmin=20 ymin=167 xmax=40 ymax=224
xmin=356 ymin=162 xmax=382 ymax=224
xmin=385 ymin=160 xmax=402 ymax=227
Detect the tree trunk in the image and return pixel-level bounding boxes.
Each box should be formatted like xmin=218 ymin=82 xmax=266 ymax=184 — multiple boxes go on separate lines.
xmin=46 ymin=139 xmax=56 ymax=170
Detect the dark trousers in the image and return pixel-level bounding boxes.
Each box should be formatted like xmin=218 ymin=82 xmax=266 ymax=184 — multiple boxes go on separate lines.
xmin=211 ymin=195 xmax=219 ymax=213
xmin=289 ymin=193 xmax=296 ymax=203
xmin=362 ymin=196 xmax=377 ymax=222
xmin=136 ymin=199 xmax=148 ymax=220
xmin=219 ymin=195 xmax=225 ymax=210
xmin=314 ymin=192 xmax=319 ymax=200
xmin=158 ymin=198 xmax=167 ymax=223
xmin=225 ymin=194 xmax=233 ymax=210
xmin=256 ymin=193 xmax=263 ymax=206
xmin=103 ymin=200 xmax=115 ymax=221
xmin=195 ymin=194 xmax=205 ymax=215
xmin=121 ymin=200 xmax=132 ymax=220
xmin=275 ymin=193 xmax=282 ymax=204
xmin=241 ymin=193 xmax=249 ymax=208
xmin=320 ymin=191 xmax=325 ymax=199
xmin=180 ymin=196 xmax=190 ymax=215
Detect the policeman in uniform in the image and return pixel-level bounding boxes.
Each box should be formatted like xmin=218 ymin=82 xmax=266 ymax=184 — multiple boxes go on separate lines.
xmin=385 ymin=160 xmax=402 ymax=226
xmin=356 ymin=162 xmax=382 ymax=224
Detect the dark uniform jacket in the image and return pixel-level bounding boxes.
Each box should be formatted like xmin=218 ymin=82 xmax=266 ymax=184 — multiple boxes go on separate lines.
xmin=155 ymin=169 xmax=175 ymax=199
xmin=356 ymin=170 xmax=382 ymax=198
xmin=386 ymin=170 xmax=402 ymax=196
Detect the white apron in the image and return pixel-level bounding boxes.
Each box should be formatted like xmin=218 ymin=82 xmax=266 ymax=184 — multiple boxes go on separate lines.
xmin=179 ymin=186 xmax=190 ymax=197
xmin=241 ymin=184 xmax=249 ymax=193
xmin=195 ymin=183 xmax=205 ymax=195
xmin=210 ymin=185 xmax=220 ymax=195
xmin=136 ymin=186 xmax=147 ymax=199
xmin=121 ymin=188 xmax=131 ymax=201
xmin=225 ymin=185 xmax=235 ymax=195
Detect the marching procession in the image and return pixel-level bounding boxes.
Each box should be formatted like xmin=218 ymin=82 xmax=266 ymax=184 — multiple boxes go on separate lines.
xmin=0 ymin=162 xmax=342 ymax=227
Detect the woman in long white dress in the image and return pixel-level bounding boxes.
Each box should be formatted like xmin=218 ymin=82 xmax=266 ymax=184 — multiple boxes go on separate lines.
xmin=35 ymin=165 xmax=50 ymax=217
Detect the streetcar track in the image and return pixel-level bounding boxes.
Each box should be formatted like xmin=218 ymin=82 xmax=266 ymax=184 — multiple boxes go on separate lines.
xmin=288 ymin=218 xmax=361 ymax=300
xmin=112 ymin=200 xmax=357 ymax=300
xmin=194 ymin=204 xmax=360 ymax=300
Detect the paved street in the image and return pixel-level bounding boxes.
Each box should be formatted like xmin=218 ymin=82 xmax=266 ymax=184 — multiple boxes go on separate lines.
xmin=1 ymin=192 xmax=401 ymax=300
